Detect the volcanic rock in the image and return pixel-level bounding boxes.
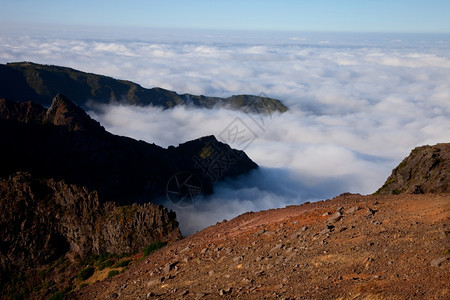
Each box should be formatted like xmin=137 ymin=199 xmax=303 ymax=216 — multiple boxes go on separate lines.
xmin=376 ymin=143 xmax=450 ymax=194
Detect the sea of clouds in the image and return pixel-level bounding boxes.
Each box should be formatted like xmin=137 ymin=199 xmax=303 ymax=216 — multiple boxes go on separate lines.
xmin=1 ymin=30 xmax=449 ymax=235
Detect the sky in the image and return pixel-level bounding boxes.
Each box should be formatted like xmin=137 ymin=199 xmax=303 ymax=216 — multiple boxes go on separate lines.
xmin=1 ymin=0 xmax=450 ymax=33
xmin=1 ymin=2 xmax=450 ymax=234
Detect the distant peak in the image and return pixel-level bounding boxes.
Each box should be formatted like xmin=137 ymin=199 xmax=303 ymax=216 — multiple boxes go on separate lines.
xmin=45 ymin=94 xmax=103 ymax=132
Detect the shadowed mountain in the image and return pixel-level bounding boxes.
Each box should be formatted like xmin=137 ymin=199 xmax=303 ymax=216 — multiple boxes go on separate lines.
xmin=0 ymin=62 xmax=288 ymax=113
xmin=0 ymin=172 xmax=181 ymax=282
xmin=0 ymin=95 xmax=258 ymax=204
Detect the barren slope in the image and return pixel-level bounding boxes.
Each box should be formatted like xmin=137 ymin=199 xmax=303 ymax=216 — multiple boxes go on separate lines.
xmin=74 ymin=193 xmax=450 ymax=299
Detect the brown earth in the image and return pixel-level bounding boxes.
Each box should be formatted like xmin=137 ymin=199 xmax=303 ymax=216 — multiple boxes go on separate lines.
xmin=74 ymin=193 xmax=450 ymax=299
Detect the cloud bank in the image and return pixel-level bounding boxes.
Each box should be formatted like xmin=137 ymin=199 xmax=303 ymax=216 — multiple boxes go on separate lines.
xmin=1 ymin=31 xmax=449 ymax=235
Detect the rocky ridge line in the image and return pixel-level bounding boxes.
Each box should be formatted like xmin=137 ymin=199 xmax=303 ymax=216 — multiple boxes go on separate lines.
xmin=376 ymin=143 xmax=450 ymax=195
xmin=0 ymin=62 xmax=288 ymax=114
xmin=0 ymin=95 xmax=258 ymax=203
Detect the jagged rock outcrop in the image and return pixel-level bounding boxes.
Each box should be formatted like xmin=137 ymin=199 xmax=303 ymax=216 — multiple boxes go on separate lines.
xmin=0 ymin=96 xmax=258 ymax=203
xmin=0 ymin=62 xmax=288 ymax=113
xmin=0 ymin=97 xmax=46 ymax=123
xmin=44 ymin=94 xmax=104 ymax=132
xmin=0 ymin=94 xmax=102 ymax=131
xmin=375 ymin=143 xmax=450 ymax=195
xmin=0 ymin=172 xmax=181 ymax=281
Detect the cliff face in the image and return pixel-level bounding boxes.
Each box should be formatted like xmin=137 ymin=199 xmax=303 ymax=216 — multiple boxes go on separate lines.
xmin=375 ymin=143 xmax=450 ymax=195
xmin=0 ymin=95 xmax=258 ymax=203
xmin=0 ymin=172 xmax=180 ymax=279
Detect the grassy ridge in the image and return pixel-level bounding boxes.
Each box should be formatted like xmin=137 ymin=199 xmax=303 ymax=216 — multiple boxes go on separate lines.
xmin=1 ymin=62 xmax=287 ymax=113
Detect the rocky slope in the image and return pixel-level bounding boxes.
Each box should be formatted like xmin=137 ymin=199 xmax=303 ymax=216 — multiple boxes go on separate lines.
xmin=376 ymin=143 xmax=450 ymax=195
xmin=0 ymin=95 xmax=258 ymax=203
xmin=0 ymin=62 xmax=288 ymax=113
xmin=0 ymin=172 xmax=180 ymax=281
xmin=74 ymin=193 xmax=450 ymax=299
xmin=72 ymin=143 xmax=450 ymax=299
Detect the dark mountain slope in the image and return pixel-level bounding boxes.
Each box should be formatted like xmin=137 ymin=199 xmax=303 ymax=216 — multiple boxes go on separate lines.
xmin=0 ymin=62 xmax=288 ymax=113
xmin=0 ymin=95 xmax=258 ymax=204
xmin=375 ymin=143 xmax=450 ymax=195
xmin=0 ymin=172 xmax=181 ymax=279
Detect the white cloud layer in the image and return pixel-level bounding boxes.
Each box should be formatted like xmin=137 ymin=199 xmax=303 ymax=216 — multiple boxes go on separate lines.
xmin=1 ymin=31 xmax=449 ymax=235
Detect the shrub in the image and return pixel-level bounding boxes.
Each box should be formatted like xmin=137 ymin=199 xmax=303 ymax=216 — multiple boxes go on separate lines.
xmin=114 ymin=259 xmax=131 ymax=268
xmin=79 ymin=283 xmax=89 ymax=289
xmin=107 ymin=270 xmax=119 ymax=278
xmin=77 ymin=266 xmax=95 ymax=281
xmin=97 ymin=252 xmax=113 ymax=263
xmin=98 ymin=259 xmax=114 ymax=270
xmin=48 ymin=291 xmax=65 ymax=300
xmin=48 ymin=286 xmax=73 ymax=300
xmin=143 ymin=241 xmax=167 ymax=257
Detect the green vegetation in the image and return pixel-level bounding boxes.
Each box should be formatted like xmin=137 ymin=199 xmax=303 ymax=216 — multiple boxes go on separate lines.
xmin=373 ymin=174 xmax=397 ymax=195
xmin=48 ymin=286 xmax=73 ymax=300
xmin=444 ymin=249 xmax=450 ymax=255
xmin=3 ymin=62 xmax=288 ymax=113
xmin=98 ymin=259 xmax=114 ymax=270
xmin=114 ymin=259 xmax=131 ymax=268
xmin=107 ymin=270 xmax=120 ymax=278
xmin=77 ymin=266 xmax=95 ymax=281
xmin=2 ymin=251 xmax=138 ymax=299
xmin=143 ymin=241 xmax=167 ymax=257
xmin=392 ymin=189 xmax=403 ymax=195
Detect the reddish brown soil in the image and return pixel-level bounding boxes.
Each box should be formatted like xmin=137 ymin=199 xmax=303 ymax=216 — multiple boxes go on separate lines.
xmin=74 ymin=193 xmax=450 ymax=299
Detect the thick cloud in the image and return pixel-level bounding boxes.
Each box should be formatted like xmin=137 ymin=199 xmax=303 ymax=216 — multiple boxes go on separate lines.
xmin=1 ymin=31 xmax=449 ymax=235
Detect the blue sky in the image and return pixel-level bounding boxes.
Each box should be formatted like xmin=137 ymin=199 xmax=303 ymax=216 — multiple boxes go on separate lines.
xmin=1 ymin=0 xmax=450 ymax=33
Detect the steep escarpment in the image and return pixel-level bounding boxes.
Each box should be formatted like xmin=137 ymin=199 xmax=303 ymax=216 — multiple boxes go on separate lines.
xmin=0 ymin=172 xmax=180 ymax=276
xmin=375 ymin=143 xmax=450 ymax=195
xmin=0 ymin=172 xmax=181 ymax=299
xmin=0 ymin=96 xmax=258 ymax=203
xmin=0 ymin=62 xmax=288 ymax=113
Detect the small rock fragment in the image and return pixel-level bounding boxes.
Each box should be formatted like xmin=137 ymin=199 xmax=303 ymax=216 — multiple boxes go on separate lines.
xmin=431 ymin=257 xmax=448 ymax=267
xmin=327 ymin=211 xmax=342 ymax=223
xmin=345 ymin=206 xmax=360 ymax=214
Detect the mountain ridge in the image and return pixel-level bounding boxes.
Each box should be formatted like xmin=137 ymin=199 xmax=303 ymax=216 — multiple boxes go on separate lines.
xmin=0 ymin=95 xmax=258 ymax=204
xmin=0 ymin=62 xmax=288 ymax=114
